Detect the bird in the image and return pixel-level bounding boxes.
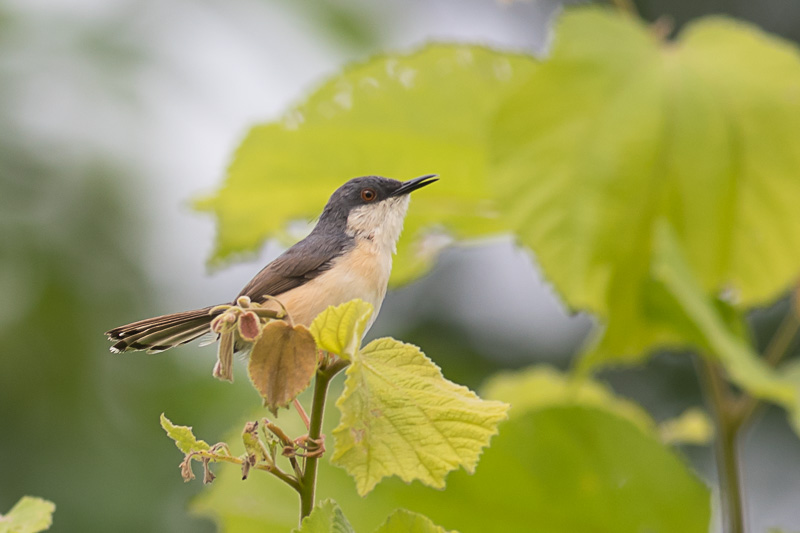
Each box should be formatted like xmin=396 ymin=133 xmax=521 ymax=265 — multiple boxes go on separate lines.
xmin=105 ymin=174 xmax=438 ymax=354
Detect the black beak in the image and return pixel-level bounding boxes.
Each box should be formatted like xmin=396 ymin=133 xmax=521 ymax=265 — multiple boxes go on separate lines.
xmin=391 ymin=174 xmax=438 ymax=196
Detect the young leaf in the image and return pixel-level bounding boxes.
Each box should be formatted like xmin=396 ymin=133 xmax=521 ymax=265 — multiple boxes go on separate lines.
xmin=309 ymin=300 xmax=374 ymax=360
xmin=0 ymin=497 xmax=55 ymax=533
xmin=293 ymin=500 xmax=354 ymax=533
xmin=196 ymin=45 xmax=538 ymax=284
xmin=374 ymin=509 xmax=453 ymax=533
xmin=248 ymin=320 xmax=318 ymax=413
xmin=491 ymin=6 xmax=800 ymax=361
xmin=160 ymin=413 xmax=210 ymax=454
xmin=332 ymin=337 xmax=509 ymax=495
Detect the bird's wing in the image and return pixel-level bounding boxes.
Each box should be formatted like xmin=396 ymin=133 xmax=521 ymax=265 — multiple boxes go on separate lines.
xmin=236 ymin=235 xmax=351 ymax=302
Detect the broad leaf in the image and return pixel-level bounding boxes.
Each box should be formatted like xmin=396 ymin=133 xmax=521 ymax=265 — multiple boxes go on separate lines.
xmin=248 ymin=320 xmax=318 ymax=412
xmin=0 ymin=497 xmax=55 ymax=533
xmin=491 ymin=7 xmax=800 ymax=361
xmin=310 ymin=300 xmax=374 ymax=359
xmin=160 ymin=413 xmax=210 ymax=454
xmin=294 ymin=500 xmax=354 ymax=533
xmin=196 ymin=45 xmax=538 ymax=284
xmin=482 ymin=365 xmax=653 ymax=432
xmin=332 ymin=338 xmax=509 ymax=495
xmin=385 ymin=407 xmax=711 ymax=533
xmin=374 ymin=509 xmax=453 ymax=533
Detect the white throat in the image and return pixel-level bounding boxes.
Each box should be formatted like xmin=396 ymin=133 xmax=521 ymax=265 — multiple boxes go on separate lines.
xmin=345 ymin=196 xmax=410 ymax=254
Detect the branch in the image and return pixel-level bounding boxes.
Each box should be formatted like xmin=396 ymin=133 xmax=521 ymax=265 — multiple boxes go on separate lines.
xmin=298 ymin=357 xmax=350 ymax=521
xmin=698 ymin=358 xmax=745 ymax=533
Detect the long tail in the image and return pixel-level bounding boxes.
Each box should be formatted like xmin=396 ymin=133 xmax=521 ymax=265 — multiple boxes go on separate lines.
xmin=105 ymin=306 xmax=220 ymax=354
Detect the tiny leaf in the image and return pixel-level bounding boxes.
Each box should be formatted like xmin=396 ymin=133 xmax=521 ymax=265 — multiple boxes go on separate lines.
xmin=374 ymin=509 xmax=454 ymax=533
xmin=160 ymin=413 xmax=210 ymax=454
xmin=293 ymin=500 xmax=354 ymax=533
xmin=0 ymin=496 xmax=55 ymax=533
xmin=309 ymin=299 xmax=374 ymax=359
xmin=248 ymin=320 xmax=318 ymax=412
xmin=332 ymin=337 xmax=509 ymax=495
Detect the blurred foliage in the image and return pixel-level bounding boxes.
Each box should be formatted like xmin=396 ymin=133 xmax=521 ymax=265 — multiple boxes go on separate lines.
xmin=193 ymin=366 xmax=710 ymax=532
xmin=650 ymin=224 xmax=800 ymax=431
xmin=0 ymin=4 xmax=244 ymax=533
xmin=294 ymin=502 xmax=452 ymax=533
xmin=494 ymin=8 xmax=800 ymax=362
xmin=195 ymin=45 xmax=538 ymax=284
xmin=274 ymin=0 xmax=381 ymax=51
xmin=294 ymin=500 xmax=354 ymax=533
xmin=0 ymin=496 xmax=55 ymax=533
xmin=0 ymin=141 xmax=235 ymax=532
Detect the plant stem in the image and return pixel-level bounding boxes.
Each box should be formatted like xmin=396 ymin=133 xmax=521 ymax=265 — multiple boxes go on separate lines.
xmin=192 ymin=450 xmax=301 ymax=491
xmin=610 ymin=0 xmax=639 ymax=17
xmin=734 ymin=308 xmax=799 ymax=427
xmin=699 ymin=359 xmax=744 ymax=533
xmin=298 ymin=357 xmax=350 ymax=522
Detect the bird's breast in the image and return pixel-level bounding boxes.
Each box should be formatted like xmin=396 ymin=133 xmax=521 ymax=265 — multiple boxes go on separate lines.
xmin=264 ymin=237 xmax=391 ymax=329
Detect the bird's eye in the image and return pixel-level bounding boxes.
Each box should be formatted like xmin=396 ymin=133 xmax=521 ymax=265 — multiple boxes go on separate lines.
xmin=361 ymin=188 xmax=377 ymax=202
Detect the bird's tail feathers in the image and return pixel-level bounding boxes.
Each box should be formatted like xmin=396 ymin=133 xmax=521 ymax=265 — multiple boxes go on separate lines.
xmin=106 ymin=306 xmax=219 ymax=354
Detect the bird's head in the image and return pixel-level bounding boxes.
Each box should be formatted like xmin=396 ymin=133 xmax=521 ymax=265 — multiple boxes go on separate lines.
xmin=319 ymin=174 xmax=437 ymax=247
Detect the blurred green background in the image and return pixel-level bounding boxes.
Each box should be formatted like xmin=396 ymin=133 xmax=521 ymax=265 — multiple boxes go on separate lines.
xmin=1 ymin=0 xmax=800 ymax=531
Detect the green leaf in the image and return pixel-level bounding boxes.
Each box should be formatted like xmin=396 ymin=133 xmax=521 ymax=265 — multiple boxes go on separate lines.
xmin=248 ymin=320 xmax=318 ymax=412
xmin=293 ymin=500 xmax=354 ymax=533
xmin=491 ymin=6 xmax=800 ymax=361
xmin=310 ymin=300 xmax=374 ymax=359
xmin=197 ymin=44 xmax=537 ymax=284
xmin=374 ymin=509 xmax=454 ymax=533
xmin=482 ymin=365 xmax=653 ymax=433
xmin=388 ymin=407 xmax=711 ymax=533
xmin=160 ymin=413 xmax=210 ymax=454
xmin=332 ymin=337 xmax=509 ymax=495
xmin=0 ymin=497 xmax=55 ymax=533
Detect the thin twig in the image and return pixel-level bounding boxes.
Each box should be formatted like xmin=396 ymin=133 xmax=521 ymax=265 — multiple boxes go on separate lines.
xmin=265 ymin=419 xmax=303 ymax=479
xmin=192 ymin=449 xmax=301 ymax=492
xmin=734 ymin=309 xmax=799 ymax=427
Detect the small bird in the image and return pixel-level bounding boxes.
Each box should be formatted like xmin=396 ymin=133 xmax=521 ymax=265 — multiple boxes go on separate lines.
xmin=106 ymin=174 xmax=438 ymax=354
